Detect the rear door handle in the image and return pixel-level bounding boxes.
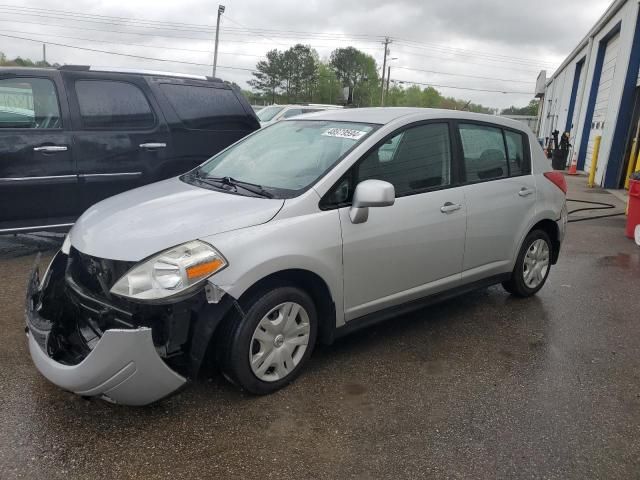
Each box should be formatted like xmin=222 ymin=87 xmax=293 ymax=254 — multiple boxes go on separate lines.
xmin=518 ymin=187 xmax=535 ymax=197
xmin=139 ymin=143 xmax=166 ymax=149
xmin=33 ymin=146 xmax=68 ymax=152
xmin=440 ymin=202 xmax=462 ymax=213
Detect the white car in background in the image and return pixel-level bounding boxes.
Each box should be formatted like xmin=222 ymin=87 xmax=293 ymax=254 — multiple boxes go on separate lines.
xmin=257 ymin=104 xmax=343 ymax=127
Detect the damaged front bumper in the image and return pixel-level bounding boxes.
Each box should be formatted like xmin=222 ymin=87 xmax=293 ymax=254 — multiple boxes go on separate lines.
xmin=26 ymin=261 xmax=186 ymax=405
xmin=24 ymin=249 xmax=234 ymax=406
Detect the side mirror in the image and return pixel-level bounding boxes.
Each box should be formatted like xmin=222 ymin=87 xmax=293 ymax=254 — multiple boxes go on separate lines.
xmin=349 ymin=179 xmax=395 ymax=224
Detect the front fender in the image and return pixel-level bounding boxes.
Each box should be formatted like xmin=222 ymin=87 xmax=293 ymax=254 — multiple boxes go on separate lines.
xmin=202 ymin=209 xmax=345 ymax=326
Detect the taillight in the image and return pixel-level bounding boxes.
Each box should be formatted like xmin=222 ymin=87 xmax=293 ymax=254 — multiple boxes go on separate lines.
xmin=544 ymin=171 xmax=567 ymax=194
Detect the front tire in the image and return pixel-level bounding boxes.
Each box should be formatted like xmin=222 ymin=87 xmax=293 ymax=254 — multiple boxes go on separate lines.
xmin=502 ymin=229 xmax=552 ymax=297
xmin=220 ymin=286 xmax=317 ymax=394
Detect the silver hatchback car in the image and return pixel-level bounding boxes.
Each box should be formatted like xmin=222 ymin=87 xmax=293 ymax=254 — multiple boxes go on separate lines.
xmin=26 ymin=108 xmax=567 ymax=405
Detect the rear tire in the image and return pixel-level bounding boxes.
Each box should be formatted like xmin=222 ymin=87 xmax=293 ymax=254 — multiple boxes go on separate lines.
xmin=219 ymin=285 xmax=317 ymax=395
xmin=502 ymin=229 xmax=552 ymax=297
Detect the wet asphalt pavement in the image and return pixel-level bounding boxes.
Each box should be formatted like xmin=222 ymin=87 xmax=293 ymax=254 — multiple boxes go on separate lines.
xmin=1 ymin=176 xmax=639 ymax=479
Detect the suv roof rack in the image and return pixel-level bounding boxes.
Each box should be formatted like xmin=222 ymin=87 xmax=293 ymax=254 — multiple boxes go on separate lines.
xmin=58 ymin=65 xmax=223 ymax=82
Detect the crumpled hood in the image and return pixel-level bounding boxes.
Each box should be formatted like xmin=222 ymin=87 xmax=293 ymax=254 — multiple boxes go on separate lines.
xmin=70 ymin=177 xmax=284 ymax=261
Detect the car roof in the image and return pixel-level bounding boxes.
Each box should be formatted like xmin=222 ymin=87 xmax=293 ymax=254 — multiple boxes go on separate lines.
xmin=296 ymin=107 xmax=528 ymax=130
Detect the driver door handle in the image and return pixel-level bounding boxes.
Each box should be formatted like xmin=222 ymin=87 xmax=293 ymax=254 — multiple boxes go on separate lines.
xmin=440 ymin=202 xmax=462 ymax=213
xmin=139 ymin=142 xmax=166 ymax=149
xmin=518 ymin=187 xmax=535 ymax=197
xmin=33 ymin=145 xmax=67 ymax=152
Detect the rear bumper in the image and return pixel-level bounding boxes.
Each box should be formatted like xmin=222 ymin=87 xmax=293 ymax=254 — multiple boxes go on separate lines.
xmin=25 ymin=263 xmax=186 ymax=406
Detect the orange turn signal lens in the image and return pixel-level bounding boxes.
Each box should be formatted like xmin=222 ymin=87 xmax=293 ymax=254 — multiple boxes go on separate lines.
xmin=186 ymin=258 xmax=224 ymax=279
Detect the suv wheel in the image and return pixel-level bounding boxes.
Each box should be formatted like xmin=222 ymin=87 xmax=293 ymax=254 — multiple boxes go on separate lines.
xmin=220 ymin=286 xmax=317 ymax=394
xmin=502 ymin=229 xmax=552 ymax=297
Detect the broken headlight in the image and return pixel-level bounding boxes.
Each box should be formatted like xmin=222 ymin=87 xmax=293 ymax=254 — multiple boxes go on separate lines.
xmin=110 ymin=240 xmax=227 ymax=302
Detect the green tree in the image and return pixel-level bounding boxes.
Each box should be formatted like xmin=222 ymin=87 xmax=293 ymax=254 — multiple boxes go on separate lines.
xmin=281 ymin=44 xmax=318 ymax=102
xmin=248 ymin=49 xmax=284 ymax=104
xmin=329 ymin=47 xmax=379 ymax=106
xmin=315 ymin=63 xmax=341 ymax=104
xmin=501 ymin=99 xmax=539 ymax=116
xmin=0 ymin=51 xmax=54 ymax=67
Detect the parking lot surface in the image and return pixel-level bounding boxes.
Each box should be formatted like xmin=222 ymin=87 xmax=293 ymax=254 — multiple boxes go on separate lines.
xmin=1 ymin=177 xmax=639 ymax=479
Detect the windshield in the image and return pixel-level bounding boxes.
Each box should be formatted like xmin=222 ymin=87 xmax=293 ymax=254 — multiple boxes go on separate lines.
xmin=257 ymin=106 xmax=284 ymax=122
xmin=190 ymin=120 xmax=376 ymax=197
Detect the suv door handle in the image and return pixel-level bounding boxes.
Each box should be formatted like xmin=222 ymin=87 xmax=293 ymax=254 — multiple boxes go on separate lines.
xmin=518 ymin=187 xmax=535 ymax=197
xmin=33 ymin=146 xmax=68 ymax=152
xmin=139 ymin=143 xmax=167 ymax=149
xmin=440 ymin=202 xmax=462 ymax=213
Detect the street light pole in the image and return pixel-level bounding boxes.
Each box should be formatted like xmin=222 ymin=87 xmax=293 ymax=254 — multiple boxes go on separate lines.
xmin=212 ymin=5 xmax=225 ymax=77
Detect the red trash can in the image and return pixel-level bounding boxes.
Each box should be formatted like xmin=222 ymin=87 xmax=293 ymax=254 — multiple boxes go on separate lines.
xmin=626 ymin=177 xmax=640 ymax=239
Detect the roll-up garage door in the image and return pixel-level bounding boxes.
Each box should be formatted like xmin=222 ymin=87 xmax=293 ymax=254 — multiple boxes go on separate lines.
xmin=568 ymin=63 xmax=586 ymax=141
xmin=584 ymin=32 xmax=621 ymax=182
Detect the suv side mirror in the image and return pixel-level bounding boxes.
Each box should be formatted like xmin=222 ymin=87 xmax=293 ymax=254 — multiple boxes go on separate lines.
xmin=349 ymin=180 xmax=395 ymax=224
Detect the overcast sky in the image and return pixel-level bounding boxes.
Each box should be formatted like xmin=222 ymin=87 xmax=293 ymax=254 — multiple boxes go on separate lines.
xmin=0 ymin=0 xmax=613 ymax=109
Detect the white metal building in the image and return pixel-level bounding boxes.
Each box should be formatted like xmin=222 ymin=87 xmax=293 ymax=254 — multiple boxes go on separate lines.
xmin=537 ymin=0 xmax=640 ymax=188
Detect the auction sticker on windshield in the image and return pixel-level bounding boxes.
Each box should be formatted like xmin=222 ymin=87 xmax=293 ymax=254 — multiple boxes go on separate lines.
xmin=322 ymin=128 xmax=368 ymax=141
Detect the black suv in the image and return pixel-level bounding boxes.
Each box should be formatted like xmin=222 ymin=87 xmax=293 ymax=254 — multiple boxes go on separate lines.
xmin=0 ymin=66 xmax=260 ymax=234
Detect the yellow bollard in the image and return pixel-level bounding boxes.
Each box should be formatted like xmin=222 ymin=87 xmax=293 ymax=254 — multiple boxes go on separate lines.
xmin=625 ymin=138 xmax=638 ymax=190
xmin=587 ymin=135 xmax=601 ymax=188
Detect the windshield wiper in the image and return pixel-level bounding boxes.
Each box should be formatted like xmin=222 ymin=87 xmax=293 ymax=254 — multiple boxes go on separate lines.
xmin=203 ymin=175 xmax=273 ymax=198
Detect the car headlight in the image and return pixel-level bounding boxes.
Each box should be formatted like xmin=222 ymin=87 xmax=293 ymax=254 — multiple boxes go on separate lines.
xmin=110 ymin=240 xmax=227 ymax=302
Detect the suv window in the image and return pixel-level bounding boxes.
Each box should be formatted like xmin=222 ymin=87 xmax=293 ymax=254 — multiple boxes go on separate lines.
xmin=459 ymin=123 xmax=508 ymax=182
xmin=160 ymin=84 xmax=247 ymax=130
xmin=504 ymin=129 xmax=529 ymax=176
xmin=357 ymin=123 xmax=452 ymax=196
xmin=0 ymin=78 xmax=60 ymax=129
xmin=283 ymin=108 xmax=303 ymax=119
xmin=75 ymin=80 xmax=154 ymax=129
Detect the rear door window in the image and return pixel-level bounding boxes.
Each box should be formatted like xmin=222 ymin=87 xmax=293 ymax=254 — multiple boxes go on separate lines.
xmin=504 ymin=130 xmax=529 ymax=176
xmin=0 ymin=77 xmax=61 ymax=129
xmin=159 ymin=83 xmax=247 ymax=130
xmin=75 ymin=80 xmax=154 ymax=129
xmin=458 ymin=123 xmax=508 ymax=182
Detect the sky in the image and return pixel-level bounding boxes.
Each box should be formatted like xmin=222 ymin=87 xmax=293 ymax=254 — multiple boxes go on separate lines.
xmin=0 ymin=0 xmax=614 ymax=110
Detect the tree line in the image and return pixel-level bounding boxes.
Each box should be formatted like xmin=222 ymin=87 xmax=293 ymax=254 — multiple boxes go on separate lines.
xmin=245 ymin=44 xmax=516 ymax=114
xmin=0 ymin=52 xmax=54 ymax=67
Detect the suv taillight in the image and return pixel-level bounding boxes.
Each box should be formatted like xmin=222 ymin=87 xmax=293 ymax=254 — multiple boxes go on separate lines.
xmin=544 ymin=171 xmax=567 ymax=194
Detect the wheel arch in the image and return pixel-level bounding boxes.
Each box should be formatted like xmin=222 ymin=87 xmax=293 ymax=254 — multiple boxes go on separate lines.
xmin=230 ymin=268 xmax=337 ymax=346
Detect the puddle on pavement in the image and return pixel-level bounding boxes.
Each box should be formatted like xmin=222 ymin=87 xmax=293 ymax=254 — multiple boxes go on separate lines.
xmin=596 ymin=253 xmax=640 ymax=270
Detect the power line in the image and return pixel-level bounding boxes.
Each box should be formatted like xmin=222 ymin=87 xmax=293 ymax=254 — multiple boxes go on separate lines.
xmin=0 ymin=32 xmax=257 ymax=72
xmin=0 ymin=18 xmax=382 ymax=49
xmin=391 ymin=78 xmax=531 ymax=94
xmin=223 ymin=15 xmax=290 ymax=47
xmin=394 ymin=66 xmax=534 ymax=84
xmin=0 ymin=29 xmax=266 ymax=56
xmin=393 ymin=39 xmax=556 ymax=68
xmin=390 ymin=48 xmax=544 ymax=74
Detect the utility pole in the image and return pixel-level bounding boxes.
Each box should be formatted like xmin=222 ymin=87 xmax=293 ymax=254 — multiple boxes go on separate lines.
xmin=212 ymin=4 xmax=225 ymax=78
xmin=42 ymin=44 xmax=46 ymax=65
xmin=380 ymin=37 xmax=391 ymax=106
xmin=385 ymin=65 xmax=391 ymax=101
